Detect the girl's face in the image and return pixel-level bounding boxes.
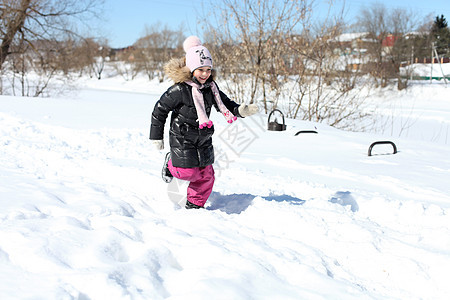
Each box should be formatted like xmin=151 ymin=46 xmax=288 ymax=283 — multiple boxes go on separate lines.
xmin=193 ymin=67 xmax=212 ymax=84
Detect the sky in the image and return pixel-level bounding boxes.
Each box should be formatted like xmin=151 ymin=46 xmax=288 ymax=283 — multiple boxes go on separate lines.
xmin=96 ymin=0 xmax=450 ymax=48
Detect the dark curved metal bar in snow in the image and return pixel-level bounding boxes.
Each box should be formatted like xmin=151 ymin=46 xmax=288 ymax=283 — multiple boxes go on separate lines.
xmin=368 ymin=141 xmax=397 ymax=156
xmin=294 ymin=130 xmax=318 ymax=136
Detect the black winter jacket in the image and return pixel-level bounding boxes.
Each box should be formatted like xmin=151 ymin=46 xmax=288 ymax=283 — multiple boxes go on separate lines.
xmin=150 ymin=60 xmax=240 ymax=168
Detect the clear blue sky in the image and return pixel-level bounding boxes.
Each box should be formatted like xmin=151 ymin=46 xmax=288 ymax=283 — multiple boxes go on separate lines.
xmin=96 ymin=0 xmax=450 ymax=48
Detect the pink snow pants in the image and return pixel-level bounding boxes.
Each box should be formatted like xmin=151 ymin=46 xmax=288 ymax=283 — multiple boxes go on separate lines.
xmin=168 ymin=159 xmax=215 ymax=207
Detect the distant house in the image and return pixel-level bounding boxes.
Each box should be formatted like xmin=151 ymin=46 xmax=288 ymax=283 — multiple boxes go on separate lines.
xmin=329 ymin=32 xmax=375 ymax=55
xmin=328 ymin=32 xmax=375 ymax=71
xmin=381 ymin=34 xmax=399 ymax=56
xmin=110 ymin=46 xmax=135 ymax=61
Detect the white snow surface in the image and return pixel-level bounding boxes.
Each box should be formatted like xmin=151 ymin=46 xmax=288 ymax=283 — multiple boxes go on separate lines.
xmin=1 ymin=73 xmax=450 ymax=300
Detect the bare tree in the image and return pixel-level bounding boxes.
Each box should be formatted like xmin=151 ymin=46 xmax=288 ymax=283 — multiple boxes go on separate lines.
xmin=357 ymin=2 xmax=420 ymax=89
xmin=202 ymin=0 xmax=374 ymax=130
xmin=7 ymin=37 xmax=73 ymax=96
xmin=0 ymin=0 xmax=103 ymax=96
xmin=112 ymin=49 xmax=139 ymax=81
xmin=90 ymin=40 xmax=110 ymax=80
xmin=0 ymin=0 xmax=103 ymax=69
xmin=282 ymin=19 xmax=373 ymax=130
xmin=133 ymin=23 xmax=184 ymax=82
xmin=72 ymin=37 xmax=110 ymax=79
xmin=203 ymin=0 xmax=311 ymax=110
xmin=0 ymin=0 xmax=32 ymax=68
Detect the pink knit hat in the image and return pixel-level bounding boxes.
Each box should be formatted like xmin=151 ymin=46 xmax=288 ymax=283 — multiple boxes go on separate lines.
xmin=183 ymin=36 xmax=213 ymax=72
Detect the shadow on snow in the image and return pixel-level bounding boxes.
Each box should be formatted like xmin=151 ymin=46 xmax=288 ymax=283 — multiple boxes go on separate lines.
xmin=206 ymin=191 xmax=359 ymax=214
xmin=206 ymin=192 xmax=306 ymax=214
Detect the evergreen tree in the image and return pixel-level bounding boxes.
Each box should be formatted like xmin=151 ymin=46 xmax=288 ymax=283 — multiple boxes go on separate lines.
xmin=433 ymin=15 xmax=448 ymax=31
xmin=431 ymin=15 xmax=450 ymax=56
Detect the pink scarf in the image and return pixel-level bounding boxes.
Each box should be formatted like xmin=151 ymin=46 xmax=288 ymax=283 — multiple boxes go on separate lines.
xmin=185 ymin=80 xmax=237 ymax=129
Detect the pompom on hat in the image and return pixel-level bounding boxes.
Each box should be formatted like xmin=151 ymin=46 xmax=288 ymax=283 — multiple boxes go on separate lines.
xmin=183 ymin=36 xmax=213 ymax=72
xmin=183 ymin=36 xmax=202 ymax=52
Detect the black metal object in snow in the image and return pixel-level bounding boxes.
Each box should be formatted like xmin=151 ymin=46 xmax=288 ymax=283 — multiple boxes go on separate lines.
xmin=267 ymin=109 xmax=287 ymax=131
xmin=368 ymin=141 xmax=398 ymax=156
xmin=295 ymin=130 xmax=318 ymax=136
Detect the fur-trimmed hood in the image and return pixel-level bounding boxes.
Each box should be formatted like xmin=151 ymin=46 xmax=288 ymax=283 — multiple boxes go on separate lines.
xmin=164 ymin=57 xmax=191 ymax=83
xmin=164 ymin=57 xmax=216 ymax=83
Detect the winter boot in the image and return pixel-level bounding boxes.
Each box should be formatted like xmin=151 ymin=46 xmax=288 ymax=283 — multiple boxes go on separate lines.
xmin=162 ymin=152 xmax=173 ymax=183
xmin=185 ymin=200 xmax=204 ymax=209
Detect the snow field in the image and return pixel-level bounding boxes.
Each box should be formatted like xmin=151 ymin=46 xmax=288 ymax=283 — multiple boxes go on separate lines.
xmin=1 ymin=76 xmax=450 ymax=299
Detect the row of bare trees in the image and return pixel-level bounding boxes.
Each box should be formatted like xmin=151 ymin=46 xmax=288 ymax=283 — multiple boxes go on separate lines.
xmin=0 ymin=3 xmax=184 ymax=96
xmin=0 ymin=0 xmax=104 ymax=96
xmin=111 ymin=23 xmax=185 ymax=82
xmin=201 ymin=0 xmax=382 ymax=129
xmin=0 ymin=0 xmax=445 ymax=130
xmin=199 ymin=0 xmax=443 ymax=129
xmin=356 ymin=3 xmax=436 ymax=90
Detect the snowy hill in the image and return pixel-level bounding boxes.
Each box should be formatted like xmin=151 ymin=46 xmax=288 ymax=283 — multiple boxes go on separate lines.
xmin=1 ymin=75 xmax=450 ymax=300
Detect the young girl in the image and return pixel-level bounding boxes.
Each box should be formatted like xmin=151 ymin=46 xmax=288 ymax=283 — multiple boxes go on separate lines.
xmin=150 ymin=36 xmax=258 ymax=209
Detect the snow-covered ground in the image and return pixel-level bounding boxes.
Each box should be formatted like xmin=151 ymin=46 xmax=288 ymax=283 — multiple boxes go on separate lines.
xmin=1 ymin=71 xmax=450 ymax=299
